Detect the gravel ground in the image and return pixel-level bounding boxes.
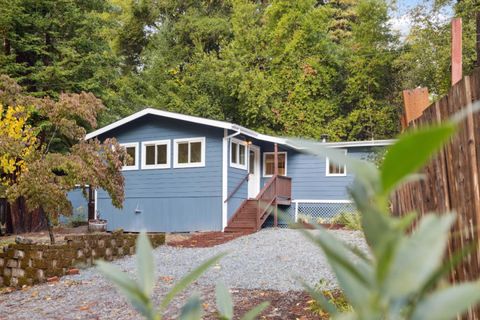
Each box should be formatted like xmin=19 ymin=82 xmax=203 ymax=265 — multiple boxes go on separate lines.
xmin=0 ymin=229 xmax=366 ymax=320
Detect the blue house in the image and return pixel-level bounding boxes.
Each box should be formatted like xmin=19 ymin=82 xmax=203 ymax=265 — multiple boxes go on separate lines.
xmin=85 ymin=108 xmax=392 ymax=232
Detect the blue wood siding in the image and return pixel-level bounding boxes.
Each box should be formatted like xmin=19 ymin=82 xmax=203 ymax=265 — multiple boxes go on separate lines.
xmin=284 ymin=147 xmax=372 ymax=200
xmin=226 ymin=136 xmax=249 ymax=219
xmin=96 ymin=115 xmax=224 ymax=232
xmin=256 ymin=144 xmax=374 ymax=200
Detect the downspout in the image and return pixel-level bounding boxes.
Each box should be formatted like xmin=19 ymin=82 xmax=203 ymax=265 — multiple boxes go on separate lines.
xmin=222 ymin=129 xmax=241 ymax=231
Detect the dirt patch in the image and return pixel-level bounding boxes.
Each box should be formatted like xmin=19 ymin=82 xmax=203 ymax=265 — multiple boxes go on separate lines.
xmin=168 ymin=232 xmax=251 ymax=248
xmin=202 ymin=289 xmax=322 ymax=319
xmin=0 ymin=226 xmax=89 ymax=250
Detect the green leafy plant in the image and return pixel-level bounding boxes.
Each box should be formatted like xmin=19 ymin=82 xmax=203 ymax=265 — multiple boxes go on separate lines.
xmin=289 ymin=120 xmax=480 ymax=319
xmin=331 ymin=212 xmax=362 ymax=231
xmin=96 ymin=233 xmax=268 ymax=319
xmin=307 ymin=279 xmax=352 ymax=317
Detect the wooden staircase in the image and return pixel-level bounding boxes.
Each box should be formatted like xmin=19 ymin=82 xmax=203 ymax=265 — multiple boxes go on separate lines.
xmin=224 ymin=175 xmax=292 ymax=233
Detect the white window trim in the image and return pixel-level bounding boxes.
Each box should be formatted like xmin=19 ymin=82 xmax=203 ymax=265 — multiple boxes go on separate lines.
xmin=120 ymin=142 xmax=139 ymax=171
xmin=263 ymin=151 xmax=287 ymax=177
xmin=141 ymin=139 xmax=171 ymax=170
xmin=326 ymin=150 xmax=347 ymax=177
xmin=230 ymin=138 xmax=248 ymax=170
xmin=173 ymin=137 xmax=206 ymax=168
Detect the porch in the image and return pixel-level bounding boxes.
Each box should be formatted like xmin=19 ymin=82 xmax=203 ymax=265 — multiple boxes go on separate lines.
xmin=225 ymin=143 xmax=292 ymax=232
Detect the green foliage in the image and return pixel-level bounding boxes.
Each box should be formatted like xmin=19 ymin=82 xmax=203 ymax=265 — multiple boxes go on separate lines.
xmin=307 ymin=280 xmax=352 ymax=317
xmin=331 ymin=212 xmax=362 ymax=231
xmin=397 ymin=0 xmax=480 ymax=98
xmin=97 ymin=232 xmax=269 ymax=319
xmin=289 ymin=120 xmax=480 ymax=319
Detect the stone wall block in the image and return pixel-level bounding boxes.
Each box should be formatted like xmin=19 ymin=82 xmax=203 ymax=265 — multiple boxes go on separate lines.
xmin=13 ymin=250 xmax=25 ymax=259
xmin=6 ymin=259 xmax=17 ymax=268
xmin=11 ymin=268 xmax=24 ymax=278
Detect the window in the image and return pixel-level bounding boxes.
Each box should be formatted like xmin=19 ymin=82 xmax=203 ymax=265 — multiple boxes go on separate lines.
xmin=120 ymin=142 xmax=139 ymax=171
xmin=174 ymin=137 xmax=206 ymax=168
xmin=230 ymin=139 xmax=247 ymax=170
xmin=326 ymin=150 xmax=347 ymax=176
xmin=263 ymin=152 xmax=287 ymax=177
xmin=141 ymin=140 xmax=170 ymax=169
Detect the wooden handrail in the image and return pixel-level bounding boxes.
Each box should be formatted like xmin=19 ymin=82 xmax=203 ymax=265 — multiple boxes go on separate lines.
xmin=255 ymin=174 xmax=278 ymax=200
xmin=224 ymin=172 xmax=249 ymax=203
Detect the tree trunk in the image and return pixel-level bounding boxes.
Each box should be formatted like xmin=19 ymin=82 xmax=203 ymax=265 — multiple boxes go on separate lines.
xmin=44 ymin=210 xmax=55 ymax=244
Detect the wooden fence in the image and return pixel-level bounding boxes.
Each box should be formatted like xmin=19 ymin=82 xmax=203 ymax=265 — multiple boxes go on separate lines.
xmin=391 ymin=67 xmax=480 ymax=319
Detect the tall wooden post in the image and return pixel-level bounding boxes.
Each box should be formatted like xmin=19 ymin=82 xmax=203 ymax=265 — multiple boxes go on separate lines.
xmin=476 ymin=12 xmax=480 ymax=67
xmin=451 ymin=18 xmax=462 ymax=85
xmin=274 ymin=143 xmax=278 ymax=228
xmin=88 ymin=186 xmax=95 ymax=221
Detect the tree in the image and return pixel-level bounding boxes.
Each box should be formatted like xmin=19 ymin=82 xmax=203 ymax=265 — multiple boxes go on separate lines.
xmin=397 ymin=0 xmax=480 ymax=98
xmin=0 ymin=75 xmax=127 ymax=244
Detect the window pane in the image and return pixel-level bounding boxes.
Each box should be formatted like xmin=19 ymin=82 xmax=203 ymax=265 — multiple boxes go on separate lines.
xmin=231 ymin=142 xmax=237 ymax=164
xmin=190 ymin=142 xmax=202 ymax=163
xmin=145 ymin=145 xmax=155 ymax=165
xmin=265 ymin=154 xmax=274 ymax=175
xmin=278 ymin=153 xmax=286 ymax=176
xmin=249 ymin=151 xmax=255 ymax=174
xmin=239 ymin=144 xmax=246 ymax=165
xmin=178 ymin=143 xmax=189 ymax=164
xmin=328 ymin=160 xmax=344 ymax=175
xmin=157 ymin=144 xmax=167 ymax=164
xmin=126 ymin=147 xmax=136 ymax=166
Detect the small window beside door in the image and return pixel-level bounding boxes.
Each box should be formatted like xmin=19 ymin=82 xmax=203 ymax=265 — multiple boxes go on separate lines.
xmin=263 ymin=152 xmax=287 ymax=177
xmin=174 ymin=137 xmax=206 ymax=168
xmin=326 ymin=150 xmax=347 ymax=176
xmin=230 ymin=139 xmax=247 ymax=170
xmin=141 ymin=140 xmax=170 ymax=169
xmin=120 ymin=142 xmax=139 ymax=171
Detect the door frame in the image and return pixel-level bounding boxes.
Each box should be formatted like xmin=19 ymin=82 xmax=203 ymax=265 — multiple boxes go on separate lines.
xmin=248 ymin=145 xmax=261 ymax=199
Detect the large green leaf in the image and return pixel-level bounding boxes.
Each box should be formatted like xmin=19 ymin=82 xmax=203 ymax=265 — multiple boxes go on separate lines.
xmin=179 ymin=294 xmax=203 ymax=320
xmin=411 ymin=282 xmax=480 ymax=320
xmin=160 ymin=253 xmax=227 ymax=312
xmin=96 ymin=260 xmax=155 ymax=319
xmin=380 ymin=123 xmax=456 ymax=194
xmin=239 ymin=302 xmax=269 ymax=320
xmin=216 ymin=282 xmax=234 ymax=319
xmin=301 ymin=228 xmax=374 ymax=310
xmin=136 ymin=232 xmax=155 ymax=296
xmin=383 ymin=213 xmax=456 ymax=298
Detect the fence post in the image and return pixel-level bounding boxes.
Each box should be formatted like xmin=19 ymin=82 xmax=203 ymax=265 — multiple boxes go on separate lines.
xmin=294 ymin=201 xmax=299 ymax=223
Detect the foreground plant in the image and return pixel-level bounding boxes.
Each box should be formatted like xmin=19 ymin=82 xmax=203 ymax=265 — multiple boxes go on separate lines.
xmin=290 ymin=118 xmax=480 ymax=319
xmin=97 ymin=233 xmax=268 ymax=319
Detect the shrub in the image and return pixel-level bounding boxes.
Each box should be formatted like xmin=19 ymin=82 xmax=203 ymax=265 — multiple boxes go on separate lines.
xmin=330 ymin=212 xmax=362 ymax=231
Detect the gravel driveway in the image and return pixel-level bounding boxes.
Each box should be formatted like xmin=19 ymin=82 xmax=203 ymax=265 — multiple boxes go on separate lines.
xmin=0 ymin=229 xmax=366 ymax=319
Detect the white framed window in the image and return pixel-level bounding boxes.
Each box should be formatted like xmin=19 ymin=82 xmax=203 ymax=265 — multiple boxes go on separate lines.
xmin=263 ymin=152 xmax=287 ymax=177
xmin=230 ymin=138 xmax=247 ymax=170
xmin=141 ymin=140 xmax=170 ymax=169
xmin=120 ymin=142 xmax=139 ymax=171
xmin=173 ymin=137 xmax=206 ymax=168
xmin=326 ymin=150 xmax=347 ymax=176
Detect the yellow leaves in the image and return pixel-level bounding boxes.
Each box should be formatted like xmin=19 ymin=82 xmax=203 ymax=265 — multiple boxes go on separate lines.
xmin=0 ymin=105 xmax=37 ymax=177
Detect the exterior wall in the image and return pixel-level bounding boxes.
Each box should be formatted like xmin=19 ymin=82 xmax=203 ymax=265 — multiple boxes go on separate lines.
xmin=226 ymin=136 xmax=248 ymax=220
xmin=96 ymin=115 xmax=224 ymax=232
xmin=259 ymin=145 xmax=375 ymax=200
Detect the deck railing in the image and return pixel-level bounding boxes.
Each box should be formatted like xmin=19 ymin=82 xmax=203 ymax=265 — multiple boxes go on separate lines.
xmin=255 ymin=174 xmax=291 ymax=229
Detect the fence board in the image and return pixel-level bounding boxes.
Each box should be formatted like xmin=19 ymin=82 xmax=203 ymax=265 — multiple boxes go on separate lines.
xmin=392 ymin=68 xmax=480 ymax=319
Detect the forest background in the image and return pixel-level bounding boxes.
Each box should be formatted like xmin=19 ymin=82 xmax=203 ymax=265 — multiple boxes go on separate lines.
xmin=0 ymin=0 xmax=478 ymax=141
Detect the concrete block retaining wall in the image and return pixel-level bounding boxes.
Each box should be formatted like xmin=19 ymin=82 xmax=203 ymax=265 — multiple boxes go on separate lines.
xmin=0 ymin=231 xmax=165 ymax=287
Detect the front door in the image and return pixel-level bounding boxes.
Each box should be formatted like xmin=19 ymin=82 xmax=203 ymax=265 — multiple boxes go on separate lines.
xmin=248 ymin=145 xmax=261 ymax=198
